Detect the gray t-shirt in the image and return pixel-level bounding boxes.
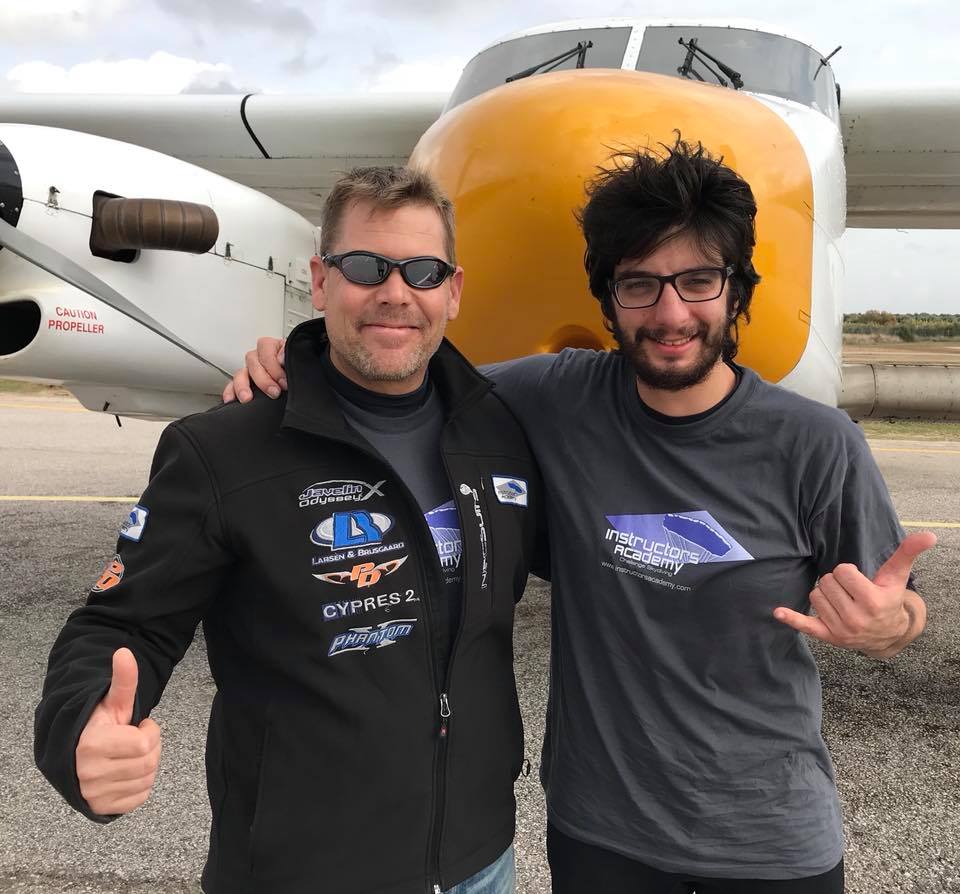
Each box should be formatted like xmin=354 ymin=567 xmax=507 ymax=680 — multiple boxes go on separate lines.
xmin=484 ymin=349 xmax=906 ymax=879
xmin=323 ymin=360 xmax=463 ymax=664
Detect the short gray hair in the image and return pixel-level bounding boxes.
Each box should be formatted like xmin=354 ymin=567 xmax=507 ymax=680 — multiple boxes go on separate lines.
xmin=319 ymin=165 xmax=456 ymax=263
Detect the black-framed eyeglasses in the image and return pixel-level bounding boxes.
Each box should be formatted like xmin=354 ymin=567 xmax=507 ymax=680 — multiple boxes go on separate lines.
xmin=322 ymin=251 xmax=455 ymax=290
xmin=609 ymin=265 xmax=735 ymax=309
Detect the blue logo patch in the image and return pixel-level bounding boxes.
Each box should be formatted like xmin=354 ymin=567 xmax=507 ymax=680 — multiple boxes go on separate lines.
xmin=328 ymin=618 xmax=417 ymax=656
xmin=426 ymin=500 xmax=462 ymax=577
xmin=310 ymin=511 xmax=394 ymax=551
xmin=491 ymin=475 xmax=528 ymax=507
xmin=119 ymin=505 xmax=149 ymax=542
xmin=604 ymin=511 xmax=753 ymax=576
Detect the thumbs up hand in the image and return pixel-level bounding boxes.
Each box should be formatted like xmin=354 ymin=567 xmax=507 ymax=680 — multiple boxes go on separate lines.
xmin=75 ymin=648 xmax=162 ymax=815
xmin=773 ymin=531 xmax=936 ymax=659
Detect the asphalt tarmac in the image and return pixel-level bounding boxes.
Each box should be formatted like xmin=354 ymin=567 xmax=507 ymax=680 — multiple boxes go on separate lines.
xmin=0 ymin=394 xmax=958 ymax=894
xmin=843 ymin=341 xmax=960 ymax=366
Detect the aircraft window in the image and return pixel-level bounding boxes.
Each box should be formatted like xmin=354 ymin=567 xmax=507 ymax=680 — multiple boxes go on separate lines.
xmin=636 ymin=26 xmax=838 ymax=119
xmin=446 ymin=27 xmax=632 ymax=111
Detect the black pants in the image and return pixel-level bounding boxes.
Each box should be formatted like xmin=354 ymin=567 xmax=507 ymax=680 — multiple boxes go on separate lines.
xmin=547 ymin=823 xmax=844 ymax=894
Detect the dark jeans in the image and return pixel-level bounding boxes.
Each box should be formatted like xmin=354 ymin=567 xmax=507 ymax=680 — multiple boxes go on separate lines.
xmin=547 ymin=823 xmax=844 ymax=894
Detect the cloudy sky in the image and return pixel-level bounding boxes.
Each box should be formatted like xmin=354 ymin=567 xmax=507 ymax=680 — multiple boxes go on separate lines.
xmin=2 ymin=0 xmax=958 ymax=313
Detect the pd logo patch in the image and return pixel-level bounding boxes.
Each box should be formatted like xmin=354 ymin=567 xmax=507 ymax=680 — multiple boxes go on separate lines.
xmin=92 ymin=555 xmax=125 ymax=593
xmin=313 ymin=556 xmax=408 ymax=588
xmin=310 ymin=511 xmax=394 ymax=551
xmin=119 ymin=505 xmax=149 ymax=542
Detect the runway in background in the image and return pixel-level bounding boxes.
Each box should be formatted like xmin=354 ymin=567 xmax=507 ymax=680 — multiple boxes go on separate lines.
xmin=1 ymin=393 xmax=957 ymax=894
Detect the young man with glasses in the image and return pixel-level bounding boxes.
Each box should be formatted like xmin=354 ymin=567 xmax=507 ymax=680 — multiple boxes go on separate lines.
xmin=35 ymin=166 xmax=541 ymax=894
xmin=228 ymin=142 xmax=933 ymax=893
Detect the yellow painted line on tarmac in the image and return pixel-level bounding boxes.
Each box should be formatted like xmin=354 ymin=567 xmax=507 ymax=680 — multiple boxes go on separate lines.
xmin=870 ymin=446 xmax=960 ymax=456
xmin=0 ymin=401 xmax=85 ymax=413
xmin=902 ymin=520 xmax=960 ymax=529
xmin=0 ymin=495 xmax=136 ymax=503
xmin=3 ymin=501 xmax=957 ymax=531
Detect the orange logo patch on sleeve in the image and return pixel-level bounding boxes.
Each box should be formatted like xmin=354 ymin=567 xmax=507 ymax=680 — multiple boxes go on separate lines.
xmin=92 ymin=555 xmax=125 ymax=593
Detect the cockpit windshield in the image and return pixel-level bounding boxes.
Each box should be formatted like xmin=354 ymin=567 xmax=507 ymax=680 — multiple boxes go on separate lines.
xmin=637 ymin=26 xmax=839 ymax=119
xmin=445 ymin=23 xmax=838 ymax=121
xmin=446 ymin=27 xmax=632 ymax=111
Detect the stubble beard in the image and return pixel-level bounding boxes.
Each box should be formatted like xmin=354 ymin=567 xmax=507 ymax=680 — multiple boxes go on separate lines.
xmin=612 ymin=318 xmax=727 ymax=392
xmin=341 ymin=311 xmax=448 ymax=383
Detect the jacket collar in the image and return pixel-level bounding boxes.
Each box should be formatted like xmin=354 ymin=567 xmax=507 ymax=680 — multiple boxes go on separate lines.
xmin=280 ymin=318 xmax=492 ymax=440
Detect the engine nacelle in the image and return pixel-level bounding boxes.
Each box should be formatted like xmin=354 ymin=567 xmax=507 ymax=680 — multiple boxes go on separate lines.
xmin=0 ymin=123 xmax=318 ymax=418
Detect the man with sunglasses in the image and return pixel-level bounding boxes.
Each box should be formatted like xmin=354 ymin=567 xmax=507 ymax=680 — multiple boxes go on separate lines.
xmin=35 ymin=166 xmax=541 ymax=894
xmin=226 ymin=142 xmax=933 ymax=894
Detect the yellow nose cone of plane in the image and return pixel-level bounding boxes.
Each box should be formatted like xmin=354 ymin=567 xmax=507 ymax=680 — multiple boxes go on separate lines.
xmin=410 ymin=69 xmax=814 ymax=381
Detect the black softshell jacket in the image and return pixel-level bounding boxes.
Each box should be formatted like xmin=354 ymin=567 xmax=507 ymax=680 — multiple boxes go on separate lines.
xmin=35 ymin=320 xmax=541 ymax=894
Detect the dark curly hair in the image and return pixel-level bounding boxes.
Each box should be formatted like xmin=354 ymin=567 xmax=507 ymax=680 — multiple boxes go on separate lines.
xmin=578 ymin=137 xmax=761 ymax=361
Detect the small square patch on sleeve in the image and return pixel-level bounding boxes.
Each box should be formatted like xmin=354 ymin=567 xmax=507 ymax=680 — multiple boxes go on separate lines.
xmin=491 ymin=475 xmax=528 ymax=507
xmin=119 ymin=505 xmax=149 ymax=542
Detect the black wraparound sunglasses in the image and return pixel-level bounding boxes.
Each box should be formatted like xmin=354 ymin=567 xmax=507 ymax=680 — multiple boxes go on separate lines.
xmin=322 ymin=251 xmax=455 ymax=290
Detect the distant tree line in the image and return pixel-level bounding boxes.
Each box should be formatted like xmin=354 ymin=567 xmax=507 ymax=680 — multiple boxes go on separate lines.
xmin=843 ymin=312 xmax=960 ymax=342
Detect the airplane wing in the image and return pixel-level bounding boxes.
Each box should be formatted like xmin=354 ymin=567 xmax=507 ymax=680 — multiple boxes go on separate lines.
xmin=0 ymin=93 xmax=447 ymax=223
xmin=6 ymin=86 xmax=960 ymax=230
xmin=842 ymin=85 xmax=960 ymax=229
xmin=3 ymin=20 xmax=958 ymax=423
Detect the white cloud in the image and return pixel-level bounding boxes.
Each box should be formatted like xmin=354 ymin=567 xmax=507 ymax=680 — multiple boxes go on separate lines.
xmin=6 ymin=52 xmax=235 ymax=94
xmin=180 ymin=69 xmax=258 ymax=94
xmin=155 ymin=0 xmax=317 ymax=37
xmin=368 ymin=57 xmax=468 ymax=93
xmin=0 ymin=0 xmax=129 ymax=42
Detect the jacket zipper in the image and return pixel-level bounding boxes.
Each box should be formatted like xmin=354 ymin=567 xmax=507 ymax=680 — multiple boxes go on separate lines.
xmin=282 ymin=331 xmax=496 ymax=894
xmin=291 ymin=404 xmax=489 ymax=894
xmin=429 ymin=455 xmax=486 ymax=892
xmin=303 ymin=431 xmax=446 ymax=893
xmin=370 ymin=461 xmax=459 ymax=894
xmin=431 ymin=691 xmax=452 ymax=894
xmin=372 ymin=473 xmax=446 ymax=894
xmin=354 ymin=437 xmax=480 ymax=894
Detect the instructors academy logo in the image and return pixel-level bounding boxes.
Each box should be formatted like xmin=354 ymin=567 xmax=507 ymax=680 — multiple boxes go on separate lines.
xmin=604 ymin=511 xmax=753 ymax=577
xmin=425 ymin=500 xmax=462 ymax=577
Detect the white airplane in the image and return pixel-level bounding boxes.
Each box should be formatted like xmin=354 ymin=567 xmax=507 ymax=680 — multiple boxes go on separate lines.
xmin=1 ymin=17 xmax=958 ymax=419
